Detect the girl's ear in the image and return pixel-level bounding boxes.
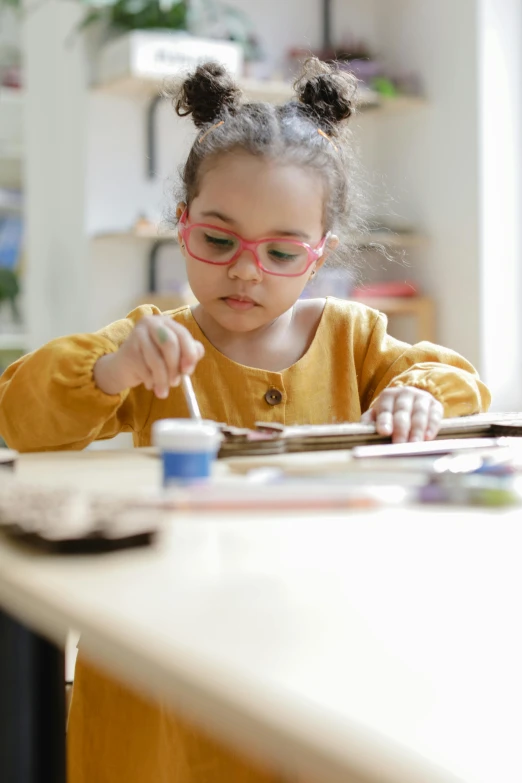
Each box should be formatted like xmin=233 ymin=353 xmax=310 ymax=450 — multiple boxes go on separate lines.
xmin=327 ymin=234 xmax=340 ymax=253
xmin=314 ymin=234 xmax=339 ymax=271
xmin=176 ymin=202 xmax=187 ymax=246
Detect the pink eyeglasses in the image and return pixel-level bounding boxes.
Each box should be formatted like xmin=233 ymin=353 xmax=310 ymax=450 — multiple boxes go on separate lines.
xmin=179 ymin=210 xmax=329 ymax=278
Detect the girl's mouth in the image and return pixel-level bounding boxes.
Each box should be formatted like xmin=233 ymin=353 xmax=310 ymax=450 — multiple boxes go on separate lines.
xmin=222 ymin=296 xmax=257 ymax=311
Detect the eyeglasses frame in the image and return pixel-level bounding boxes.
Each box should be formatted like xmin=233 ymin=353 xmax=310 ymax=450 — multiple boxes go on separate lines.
xmin=178 ymin=209 xmax=330 ymax=278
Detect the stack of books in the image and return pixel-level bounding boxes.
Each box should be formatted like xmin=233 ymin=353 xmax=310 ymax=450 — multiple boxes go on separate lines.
xmin=218 ymin=413 xmax=522 ymax=458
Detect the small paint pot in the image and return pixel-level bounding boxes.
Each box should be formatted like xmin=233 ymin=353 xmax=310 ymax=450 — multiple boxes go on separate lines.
xmin=152 ymin=419 xmax=221 ymax=486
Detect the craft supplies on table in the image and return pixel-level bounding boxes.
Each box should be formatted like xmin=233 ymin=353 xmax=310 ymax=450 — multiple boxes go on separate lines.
xmin=3 ymin=430 xmax=522 ymax=556
xmin=217 ymin=412 xmax=522 ymax=457
xmin=5 ymin=411 xmax=522 ymax=556
xmin=0 ymin=449 xmax=16 ymax=470
xmin=152 ymin=418 xmax=221 ymax=485
xmin=419 ymin=447 xmax=522 ymax=506
xmin=419 ymin=474 xmax=522 ymax=507
xmin=0 ymin=477 xmax=162 ymax=553
xmin=222 ymin=436 xmax=522 ymax=508
xmin=351 ymin=437 xmax=502 ymax=459
xmin=0 ymin=472 xmax=406 ymax=553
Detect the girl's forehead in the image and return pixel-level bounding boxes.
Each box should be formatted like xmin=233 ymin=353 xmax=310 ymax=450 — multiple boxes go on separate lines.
xmin=192 ymin=151 xmax=325 ymax=235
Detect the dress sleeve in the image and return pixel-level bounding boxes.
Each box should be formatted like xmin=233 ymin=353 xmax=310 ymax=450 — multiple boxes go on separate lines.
xmin=0 ymin=306 xmax=160 ymax=452
xmin=356 ymin=310 xmax=491 ymax=416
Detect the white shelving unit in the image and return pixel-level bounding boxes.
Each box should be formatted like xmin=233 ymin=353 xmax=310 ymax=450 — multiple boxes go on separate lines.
xmin=0 ymin=86 xmax=25 ymax=359
xmin=0 ymin=88 xmax=23 ymax=190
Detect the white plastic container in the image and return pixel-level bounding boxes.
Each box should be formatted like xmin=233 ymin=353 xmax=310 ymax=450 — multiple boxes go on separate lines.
xmin=152 ymin=419 xmax=221 ymax=486
xmin=94 ymin=31 xmax=244 ymax=87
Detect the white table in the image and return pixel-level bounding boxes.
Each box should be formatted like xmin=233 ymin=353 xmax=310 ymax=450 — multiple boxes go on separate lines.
xmin=1 ymin=450 xmax=522 ymax=783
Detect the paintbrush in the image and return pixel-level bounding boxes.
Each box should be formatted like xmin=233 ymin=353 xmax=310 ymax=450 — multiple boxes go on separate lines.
xmin=181 ymin=374 xmax=202 ymax=420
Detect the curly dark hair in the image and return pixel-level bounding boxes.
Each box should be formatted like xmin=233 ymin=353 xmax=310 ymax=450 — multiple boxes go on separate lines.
xmin=165 ymin=58 xmax=369 ymax=267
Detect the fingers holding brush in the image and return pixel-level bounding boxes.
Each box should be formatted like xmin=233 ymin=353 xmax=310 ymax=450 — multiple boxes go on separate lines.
xmin=93 ymin=315 xmax=205 ymax=399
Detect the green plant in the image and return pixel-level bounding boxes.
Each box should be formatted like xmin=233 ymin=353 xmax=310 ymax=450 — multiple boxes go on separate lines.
xmin=1 ymin=0 xmax=262 ymax=60
xmin=0 ymin=0 xmax=188 ymax=31
xmin=77 ymin=0 xmax=187 ymax=34
xmin=0 ymin=268 xmax=21 ymax=323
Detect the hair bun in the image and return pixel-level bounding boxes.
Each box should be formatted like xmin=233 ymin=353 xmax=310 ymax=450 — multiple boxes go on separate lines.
xmin=174 ymin=62 xmax=242 ymax=128
xmin=295 ymin=58 xmax=357 ymax=129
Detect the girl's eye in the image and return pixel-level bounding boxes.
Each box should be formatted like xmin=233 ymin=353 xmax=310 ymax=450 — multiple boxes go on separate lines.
xmin=268 ymin=249 xmax=300 ymax=261
xmin=204 ymin=233 xmax=235 ymax=248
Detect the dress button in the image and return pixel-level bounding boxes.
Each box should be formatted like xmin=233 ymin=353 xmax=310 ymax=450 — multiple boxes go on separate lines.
xmin=264 ymin=388 xmax=283 ymax=406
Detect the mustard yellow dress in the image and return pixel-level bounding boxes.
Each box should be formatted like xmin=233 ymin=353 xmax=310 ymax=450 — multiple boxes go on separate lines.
xmin=0 ymin=298 xmax=490 ymax=782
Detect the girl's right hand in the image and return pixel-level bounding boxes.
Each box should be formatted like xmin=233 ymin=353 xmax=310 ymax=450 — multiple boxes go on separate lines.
xmin=93 ymin=315 xmax=205 ymax=398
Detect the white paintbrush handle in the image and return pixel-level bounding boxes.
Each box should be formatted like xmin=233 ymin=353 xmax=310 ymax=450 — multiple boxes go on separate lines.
xmin=181 ymin=374 xmax=202 ymax=420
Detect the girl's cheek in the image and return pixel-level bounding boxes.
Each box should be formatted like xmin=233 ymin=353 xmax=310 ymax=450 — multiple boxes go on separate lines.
xmin=286 ymin=277 xmax=310 ymax=302
xmin=186 ymin=263 xmax=225 ymax=293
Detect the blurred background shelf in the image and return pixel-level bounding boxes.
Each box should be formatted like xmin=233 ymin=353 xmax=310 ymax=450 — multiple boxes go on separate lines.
xmin=0 ymin=87 xmax=23 ymax=122
xmin=351 ymin=295 xmax=435 ymax=342
xmin=0 ymin=188 xmax=22 ymax=214
xmin=93 ymin=226 xmax=176 ymax=241
xmin=357 ymin=230 xmax=427 ymax=249
xmin=0 ymin=157 xmax=22 ymax=190
xmin=0 ymin=88 xmax=23 ymax=190
xmin=0 ymin=84 xmax=25 ymax=358
xmin=133 ymin=291 xmax=435 ymax=344
xmin=92 ymin=74 xmax=424 ymax=112
xmin=92 ymin=226 xmax=426 ymax=248
xmin=0 ymin=332 xmax=29 ymax=351
xmin=0 ymin=87 xmax=22 ymax=102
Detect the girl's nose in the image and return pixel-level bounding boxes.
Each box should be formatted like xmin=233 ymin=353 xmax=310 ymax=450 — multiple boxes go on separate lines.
xmin=227 ymin=249 xmax=263 ymax=282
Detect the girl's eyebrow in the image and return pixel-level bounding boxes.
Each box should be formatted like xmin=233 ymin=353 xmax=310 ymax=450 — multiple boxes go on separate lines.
xmin=272 ymin=229 xmax=311 ymax=240
xmin=200 ymin=209 xmax=235 ymax=223
xmin=199 ymin=210 xmax=311 ymax=240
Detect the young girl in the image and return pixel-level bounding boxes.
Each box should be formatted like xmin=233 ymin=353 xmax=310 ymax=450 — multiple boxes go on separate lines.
xmin=0 ymin=60 xmax=489 ymax=781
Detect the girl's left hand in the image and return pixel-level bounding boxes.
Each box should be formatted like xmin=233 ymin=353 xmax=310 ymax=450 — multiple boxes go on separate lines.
xmin=361 ymin=386 xmax=444 ymax=443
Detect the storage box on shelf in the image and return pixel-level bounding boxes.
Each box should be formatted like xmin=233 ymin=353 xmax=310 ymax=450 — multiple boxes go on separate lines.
xmin=94 ymin=31 xmax=244 ymax=86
